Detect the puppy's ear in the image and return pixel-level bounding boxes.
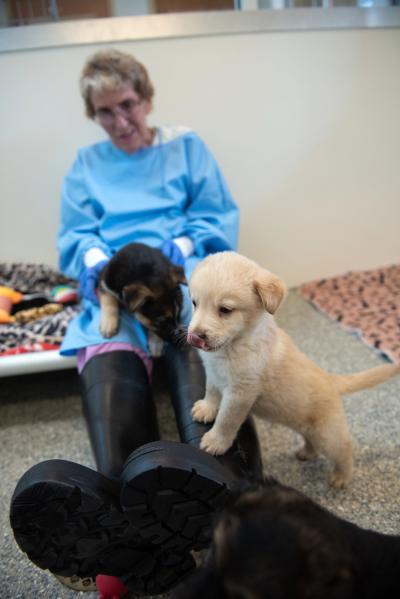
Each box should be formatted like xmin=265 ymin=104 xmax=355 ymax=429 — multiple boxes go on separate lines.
xmin=170 ymin=265 xmax=187 ymax=286
xmin=122 ymin=282 xmax=151 ymax=310
xmin=253 ymin=270 xmax=287 ymax=314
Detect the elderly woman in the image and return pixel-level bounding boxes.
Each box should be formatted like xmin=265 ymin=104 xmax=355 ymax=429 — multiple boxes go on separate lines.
xmin=10 ymin=50 xmax=263 ymax=597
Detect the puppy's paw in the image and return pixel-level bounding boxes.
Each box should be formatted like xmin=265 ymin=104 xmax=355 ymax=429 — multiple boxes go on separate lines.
xmin=296 ymin=446 xmax=318 ymax=461
xmin=329 ymin=472 xmax=350 ymax=490
xmin=200 ymin=430 xmax=232 ymax=456
xmin=191 ymin=400 xmax=218 ymax=424
xmin=100 ymin=316 xmax=119 ymax=338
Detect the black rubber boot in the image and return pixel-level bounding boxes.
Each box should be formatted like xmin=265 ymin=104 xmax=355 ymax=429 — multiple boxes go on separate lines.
xmin=120 ymin=440 xmax=236 ymax=594
xmin=9 ymin=460 xmax=158 ymax=590
xmin=80 ymin=350 xmax=160 ymax=480
xmin=10 ymin=443 xmax=235 ymax=597
xmin=10 ymin=347 xmax=262 ymax=596
xmin=163 ymin=344 xmax=264 ymax=480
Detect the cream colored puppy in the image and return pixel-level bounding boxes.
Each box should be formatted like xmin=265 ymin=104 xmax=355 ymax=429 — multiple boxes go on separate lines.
xmin=187 ymin=252 xmax=400 ymax=489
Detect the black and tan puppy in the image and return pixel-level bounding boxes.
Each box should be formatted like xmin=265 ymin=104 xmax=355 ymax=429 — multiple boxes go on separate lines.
xmin=174 ymin=478 xmax=400 ymax=599
xmin=98 ymin=242 xmax=186 ymax=341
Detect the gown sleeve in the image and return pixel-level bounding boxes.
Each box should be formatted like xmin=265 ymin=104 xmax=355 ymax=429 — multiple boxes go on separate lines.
xmin=182 ymin=133 xmax=239 ymax=257
xmin=57 ymin=150 xmax=112 ymax=279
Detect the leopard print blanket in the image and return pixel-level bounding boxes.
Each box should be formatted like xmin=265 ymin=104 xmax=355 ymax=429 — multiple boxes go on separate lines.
xmin=299 ymin=264 xmax=400 ymax=364
xmin=0 ymin=263 xmax=80 ymax=355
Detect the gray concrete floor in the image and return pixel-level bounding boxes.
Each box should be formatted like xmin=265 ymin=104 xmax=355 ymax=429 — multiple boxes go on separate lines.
xmin=1 ymin=290 xmax=399 ymax=598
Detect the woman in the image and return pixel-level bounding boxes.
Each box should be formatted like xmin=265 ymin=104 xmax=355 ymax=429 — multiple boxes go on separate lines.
xmin=10 ymin=49 xmax=263 ymax=598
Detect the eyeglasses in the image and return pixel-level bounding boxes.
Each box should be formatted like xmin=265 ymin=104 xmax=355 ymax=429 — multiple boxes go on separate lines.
xmin=94 ymin=98 xmax=143 ymax=126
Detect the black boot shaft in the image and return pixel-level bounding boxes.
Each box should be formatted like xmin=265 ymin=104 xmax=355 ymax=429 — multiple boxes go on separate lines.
xmin=163 ymin=344 xmax=263 ymax=480
xmin=80 ymin=350 xmax=160 ymax=479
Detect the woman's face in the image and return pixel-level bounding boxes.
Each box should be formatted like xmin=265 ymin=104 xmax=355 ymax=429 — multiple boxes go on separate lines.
xmin=91 ymin=83 xmax=152 ymax=153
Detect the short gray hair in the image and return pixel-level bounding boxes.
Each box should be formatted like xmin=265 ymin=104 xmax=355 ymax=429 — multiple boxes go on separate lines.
xmin=80 ymin=49 xmax=155 ymax=118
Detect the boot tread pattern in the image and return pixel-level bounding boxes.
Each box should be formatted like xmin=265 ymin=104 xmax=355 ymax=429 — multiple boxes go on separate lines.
xmin=121 ymin=466 xmax=231 ymax=552
xmin=10 ymin=481 xmax=158 ymax=585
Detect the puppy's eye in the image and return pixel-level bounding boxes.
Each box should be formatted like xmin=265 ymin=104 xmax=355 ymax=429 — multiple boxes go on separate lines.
xmin=192 ymin=300 xmax=197 ymax=309
xmin=141 ymin=298 xmax=154 ymax=310
xmin=219 ymin=306 xmax=233 ymax=316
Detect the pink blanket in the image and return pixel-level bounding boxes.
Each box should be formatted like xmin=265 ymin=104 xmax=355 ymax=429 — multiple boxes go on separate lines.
xmin=299 ymin=264 xmax=400 ymax=364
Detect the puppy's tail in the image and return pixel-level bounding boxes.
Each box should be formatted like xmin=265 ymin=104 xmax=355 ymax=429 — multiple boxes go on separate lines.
xmin=334 ymin=363 xmax=400 ymax=396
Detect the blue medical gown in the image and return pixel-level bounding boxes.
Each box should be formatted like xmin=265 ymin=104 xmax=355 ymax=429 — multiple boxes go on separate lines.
xmin=58 ymin=126 xmax=239 ymax=356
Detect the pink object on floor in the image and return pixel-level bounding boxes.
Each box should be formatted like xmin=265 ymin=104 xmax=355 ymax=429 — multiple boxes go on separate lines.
xmin=299 ymin=264 xmax=400 ymax=364
xmin=96 ymin=574 xmax=129 ymax=599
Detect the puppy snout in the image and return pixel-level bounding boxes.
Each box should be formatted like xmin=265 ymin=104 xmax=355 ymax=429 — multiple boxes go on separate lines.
xmin=187 ymin=329 xmax=209 ymax=350
xmin=196 ymin=331 xmax=208 ymax=341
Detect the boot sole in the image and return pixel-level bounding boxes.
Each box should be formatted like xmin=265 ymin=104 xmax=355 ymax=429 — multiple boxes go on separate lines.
xmin=9 ymin=460 xmax=162 ymax=592
xmin=120 ymin=440 xmax=235 ymax=591
xmin=11 ymin=443 xmax=235 ymax=597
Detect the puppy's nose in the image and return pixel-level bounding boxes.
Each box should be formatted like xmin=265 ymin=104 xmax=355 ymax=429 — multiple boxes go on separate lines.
xmin=196 ymin=331 xmax=208 ymax=341
xmin=187 ymin=329 xmax=209 ymax=350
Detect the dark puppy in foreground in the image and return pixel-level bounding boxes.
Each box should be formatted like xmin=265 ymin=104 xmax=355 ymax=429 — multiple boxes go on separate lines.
xmin=174 ymin=478 xmax=400 ymax=599
xmin=98 ymin=242 xmax=186 ymax=340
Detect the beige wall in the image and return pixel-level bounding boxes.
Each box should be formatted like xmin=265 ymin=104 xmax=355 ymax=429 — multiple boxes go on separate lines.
xmin=1 ymin=27 xmax=399 ymax=286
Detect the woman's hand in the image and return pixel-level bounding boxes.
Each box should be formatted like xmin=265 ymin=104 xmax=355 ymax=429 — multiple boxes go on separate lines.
xmin=160 ymin=240 xmax=185 ymax=267
xmin=79 ymin=260 xmax=108 ymax=304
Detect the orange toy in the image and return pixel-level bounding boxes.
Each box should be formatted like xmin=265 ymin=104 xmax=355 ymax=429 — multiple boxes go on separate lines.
xmin=0 ymin=286 xmax=23 ymax=323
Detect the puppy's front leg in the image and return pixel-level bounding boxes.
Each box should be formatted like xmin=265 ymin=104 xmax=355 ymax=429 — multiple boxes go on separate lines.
xmin=200 ymin=389 xmax=256 ymax=456
xmin=192 ymin=385 xmax=221 ymax=424
xmin=99 ymin=290 xmax=120 ymax=338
